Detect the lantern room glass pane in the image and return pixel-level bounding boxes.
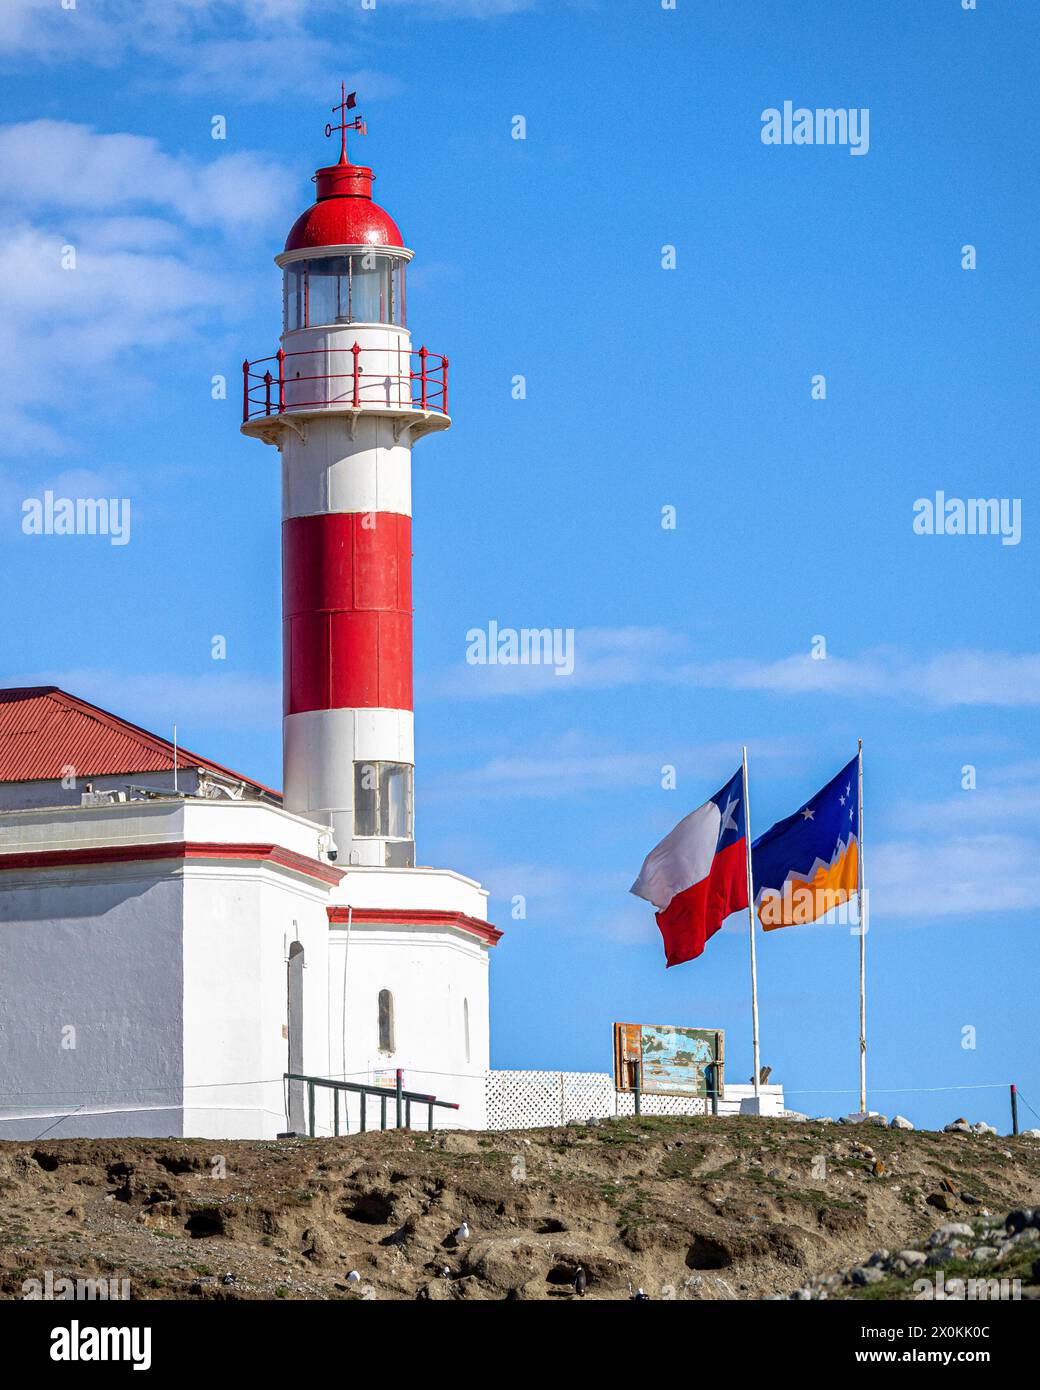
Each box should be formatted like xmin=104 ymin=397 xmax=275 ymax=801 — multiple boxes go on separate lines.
xmin=353 ymin=761 xmax=379 ymax=836
xmin=283 ymin=255 xmax=407 ymax=331
xmin=353 ymin=760 xmax=413 ymax=838
xmin=394 ymin=262 xmax=406 ymax=326
xmin=381 ymin=762 xmax=413 ymax=839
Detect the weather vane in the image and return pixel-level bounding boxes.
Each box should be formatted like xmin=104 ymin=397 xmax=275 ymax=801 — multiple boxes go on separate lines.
xmin=325 ymin=83 xmax=366 ymax=162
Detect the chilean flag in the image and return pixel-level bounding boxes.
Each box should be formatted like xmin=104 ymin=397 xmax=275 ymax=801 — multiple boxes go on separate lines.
xmin=630 ymin=768 xmax=749 ymax=967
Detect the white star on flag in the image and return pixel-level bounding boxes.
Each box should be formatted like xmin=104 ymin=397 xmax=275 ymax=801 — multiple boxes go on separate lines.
xmin=719 ymin=796 xmax=740 ymax=833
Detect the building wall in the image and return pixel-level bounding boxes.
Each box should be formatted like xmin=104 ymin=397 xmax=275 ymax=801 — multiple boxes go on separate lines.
xmin=180 ymin=865 xmax=332 ymax=1140
xmin=0 ymin=866 xmax=185 ymax=1139
xmin=0 ymin=769 xmax=203 ymax=813
xmin=325 ymin=864 xmax=495 ymax=1131
xmin=0 ymin=799 xmax=496 ymax=1139
xmin=0 ymin=798 xmax=339 ymax=1139
xmin=327 ymin=922 xmax=490 ymax=1131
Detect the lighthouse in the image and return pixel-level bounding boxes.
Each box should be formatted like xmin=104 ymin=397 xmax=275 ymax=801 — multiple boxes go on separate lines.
xmin=241 ymin=92 xmax=499 ymax=1130
xmin=242 ymin=90 xmax=449 ymax=869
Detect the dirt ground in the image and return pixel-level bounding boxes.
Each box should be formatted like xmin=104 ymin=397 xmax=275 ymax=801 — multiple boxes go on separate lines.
xmin=1 ymin=1115 xmax=1039 ymax=1300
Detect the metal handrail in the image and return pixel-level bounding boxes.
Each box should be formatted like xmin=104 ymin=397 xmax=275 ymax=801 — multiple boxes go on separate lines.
xmin=242 ymin=343 xmax=448 ymax=423
xmin=285 ymin=1070 xmax=459 ymax=1137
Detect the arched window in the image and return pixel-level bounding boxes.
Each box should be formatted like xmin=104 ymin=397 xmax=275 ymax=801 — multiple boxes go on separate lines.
xmin=286 ymin=942 xmax=306 ymax=1132
xmin=377 ymin=989 xmax=395 ymax=1054
xmin=463 ymin=997 xmax=470 ymax=1065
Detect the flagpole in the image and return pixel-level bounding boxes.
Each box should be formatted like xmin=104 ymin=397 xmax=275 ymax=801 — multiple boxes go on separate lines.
xmin=857 ymin=738 xmax=867 ymax=1114
xmin=742 ymin=746 xmax=761 ymax=1099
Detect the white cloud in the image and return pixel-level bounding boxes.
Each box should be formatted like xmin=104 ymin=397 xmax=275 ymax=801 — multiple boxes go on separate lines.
xmin=0 ymin=120 xmax=296 ymax=454
xmin=376 ymin=0 xmax=538 ymax=13
xmin=701 ymin=648 xmax=1040 ymax=708
xmin=0 ymin=122 xmax=293 ymax=235
xmin=425 ymin=732 xmax=797 ymax=801
xmin=433 ymin=625 xmax=1040 ymax=709
xmin=0 ymin=1 xmax=314 ymax=67
xmin=870 ymin=834 xmax=1040 ymax=919
xmin=428 ymin=625 xmax=691 ymax=698
xmin=0 ymin=218 xmax=222 ymax=452
xmin=0 ymin=0 xmax=522 ymax=94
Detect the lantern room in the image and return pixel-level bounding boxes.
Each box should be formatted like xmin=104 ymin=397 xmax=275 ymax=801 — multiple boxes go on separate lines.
xmin=242 ymin=90 xmax=448 ymax=433
xmin=276 ymin=117 xmax=412 ymax=334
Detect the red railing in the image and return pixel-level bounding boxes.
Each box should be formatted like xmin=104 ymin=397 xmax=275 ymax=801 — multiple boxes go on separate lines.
xmin=241 ymin=343 xmax=448 ymax=423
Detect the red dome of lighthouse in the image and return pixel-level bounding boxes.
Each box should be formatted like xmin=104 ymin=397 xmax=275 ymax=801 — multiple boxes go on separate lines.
xmin=284 ymin=154 xmax=404 ymax=252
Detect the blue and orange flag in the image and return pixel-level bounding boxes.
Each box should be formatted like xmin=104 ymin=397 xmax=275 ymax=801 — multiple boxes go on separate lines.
xmin=751 ymin=755 xmax=859 ymax=930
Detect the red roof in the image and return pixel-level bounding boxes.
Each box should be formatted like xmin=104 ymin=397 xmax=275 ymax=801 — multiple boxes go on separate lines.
xmin=0 ymin=687 xmax=279 ymax=797
xmin=284 ymin=157 xmax=404 ymax=253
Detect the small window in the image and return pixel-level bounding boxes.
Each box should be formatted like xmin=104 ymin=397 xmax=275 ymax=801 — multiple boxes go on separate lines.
xmin=378 ymin=989 xmax=395 ymax=1053
xmin=463 ymin=997 xmax=470 ymax=1065
xmin=354 ymin=761 xmax=413 ymax=839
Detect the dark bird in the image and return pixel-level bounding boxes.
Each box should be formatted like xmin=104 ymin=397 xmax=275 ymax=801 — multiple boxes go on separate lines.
xmin=221 ymin=1272 xmax=236 ymax=1286
xmin=632 ymin=1288 xmax=650 ymax=1301
xmin=573 ymin=1266 xmax=587 ymax=1297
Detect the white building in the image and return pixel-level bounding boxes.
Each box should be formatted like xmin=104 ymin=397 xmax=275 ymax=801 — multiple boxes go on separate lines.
xmin=0 ymin=101 xmax=500 ymax=1140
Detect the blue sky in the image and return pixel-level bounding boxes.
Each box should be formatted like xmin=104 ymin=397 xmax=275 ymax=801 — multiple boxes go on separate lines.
xmin=1 ymin=0 xmax=1037 ymax=1132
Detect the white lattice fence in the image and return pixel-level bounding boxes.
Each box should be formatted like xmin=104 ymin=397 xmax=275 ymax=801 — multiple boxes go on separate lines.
xmin=485 ymin=1070 xmax=710 ymax=1129
xmin=485 ymin=1070 xmax=614 ymax=1129
xmin=615 ymin=1091 xmax=708 ymax=1118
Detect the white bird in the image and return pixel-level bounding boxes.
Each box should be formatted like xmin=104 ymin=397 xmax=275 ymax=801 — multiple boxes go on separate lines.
xmin=455 ymin=1222 xmax=470 ymax=1241
xmin=346 ymin=1270 xmax=361 ymax=1283
xmin=440 ymin=1266 xmax=451 ymax=1279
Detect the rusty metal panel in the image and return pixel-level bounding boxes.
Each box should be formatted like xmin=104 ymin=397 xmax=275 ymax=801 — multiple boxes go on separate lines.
xmin=613 ymin=1022 xmax=724 ymax=1098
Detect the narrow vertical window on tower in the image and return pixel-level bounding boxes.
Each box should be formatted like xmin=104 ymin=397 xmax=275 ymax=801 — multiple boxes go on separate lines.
xmin=463 ymin=997 xmax=471 ymax=1064
xmin=377 ymin=989 xmax=395 ymax=1053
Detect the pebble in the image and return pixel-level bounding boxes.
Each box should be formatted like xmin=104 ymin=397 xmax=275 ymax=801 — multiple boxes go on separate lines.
xmin=1009 ymin=1227 xmax=1039 ymax=1246
xmin=928 ymin=1223 xmax=974 ymax=1247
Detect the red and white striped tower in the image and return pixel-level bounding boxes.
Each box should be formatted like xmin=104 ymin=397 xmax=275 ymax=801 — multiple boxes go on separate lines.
xmin=242 ymin=91 xmax=450 ymax=868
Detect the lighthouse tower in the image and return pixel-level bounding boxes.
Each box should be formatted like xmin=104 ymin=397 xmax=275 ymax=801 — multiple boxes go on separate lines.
xmin=243 ymin=94 xmax=499 ymax=1129
xmin=243 ymin=91 xmax=448 ymax=867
